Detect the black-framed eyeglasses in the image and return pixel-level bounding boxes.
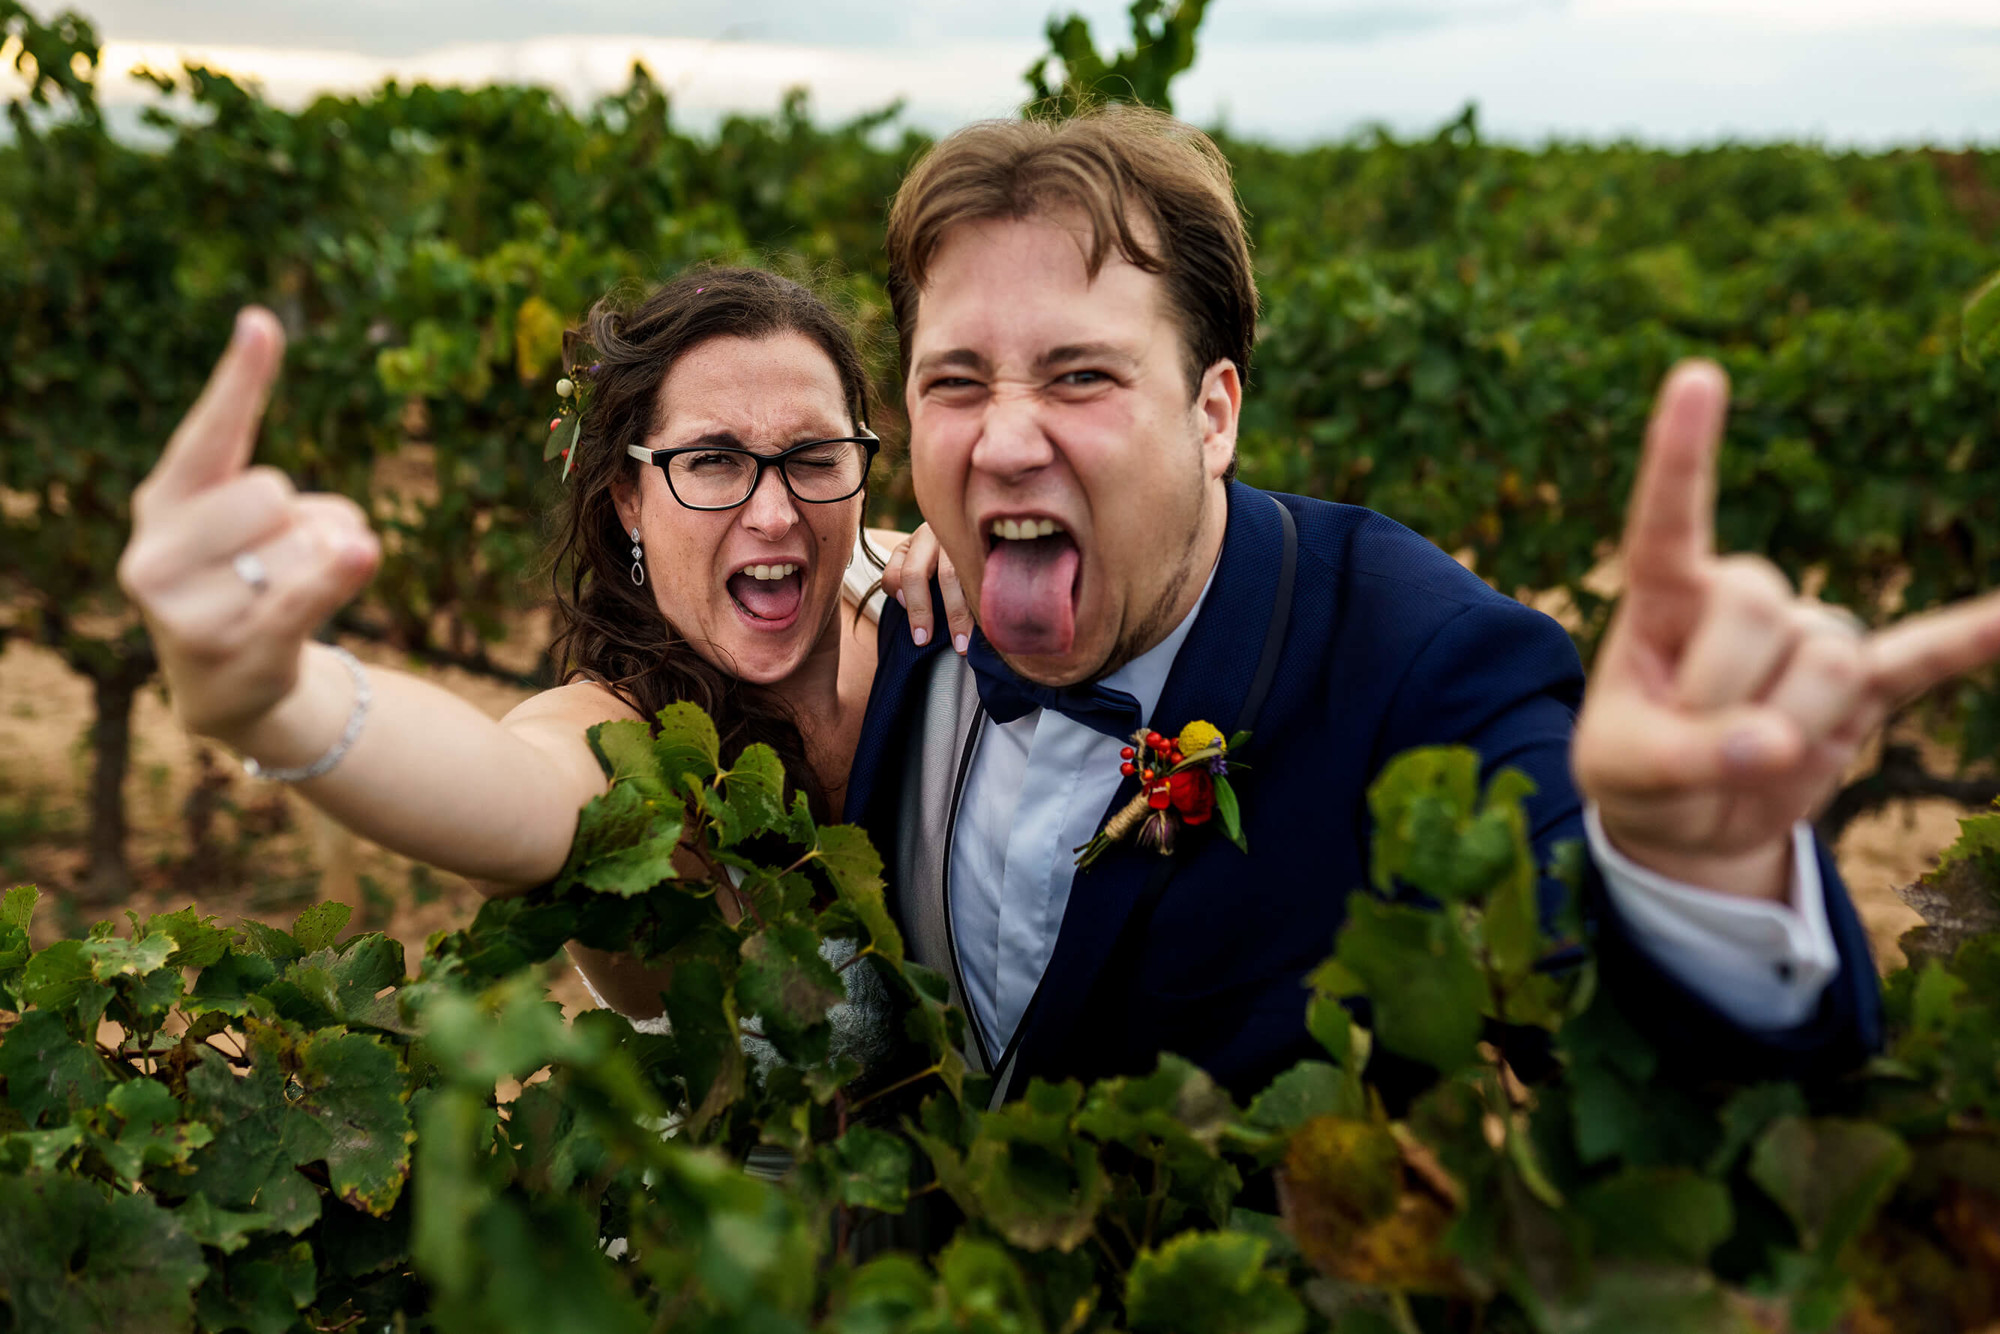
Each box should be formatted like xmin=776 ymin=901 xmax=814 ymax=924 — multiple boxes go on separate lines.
xmin=626 ymin=431 xmax=880 ymax=511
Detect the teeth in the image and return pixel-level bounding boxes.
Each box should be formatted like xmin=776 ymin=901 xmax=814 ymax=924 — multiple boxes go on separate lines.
xmin=988 ymin=518 xmax=1066 ymax=540
xmin=742 ymin=563 xmax=797 ymax=581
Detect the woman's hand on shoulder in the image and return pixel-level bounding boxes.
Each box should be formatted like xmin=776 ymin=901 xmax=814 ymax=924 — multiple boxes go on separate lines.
xmin=879 ymin=523 xmax=974 ymax=655
xmin=118 ymin=309 xmax=381 ymax=743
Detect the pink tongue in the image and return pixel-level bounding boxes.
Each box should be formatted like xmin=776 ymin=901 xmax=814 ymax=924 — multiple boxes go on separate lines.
xmin=979 ymin=537 xmax=1079 ymax=656
xmin=730 ymin=572 xmax=803 ymax=622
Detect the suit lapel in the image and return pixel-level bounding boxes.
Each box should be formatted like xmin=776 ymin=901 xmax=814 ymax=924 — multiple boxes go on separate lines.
xmin=1006 ymin=483 xmax=1291 ymax=1088
xmin=843 ymin=588 xmax=943 ymax=832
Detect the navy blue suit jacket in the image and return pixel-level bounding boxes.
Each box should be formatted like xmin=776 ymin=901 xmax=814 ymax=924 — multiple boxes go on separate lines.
xmin=845 ymin=482 xmax=1882 ymax=1100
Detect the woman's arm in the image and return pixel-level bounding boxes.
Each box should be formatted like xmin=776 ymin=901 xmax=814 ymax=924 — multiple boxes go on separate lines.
xmin=119 ymin=307 xmax=634 ymax=894
xmin=224 ymin=647 xmax=633 ymax=889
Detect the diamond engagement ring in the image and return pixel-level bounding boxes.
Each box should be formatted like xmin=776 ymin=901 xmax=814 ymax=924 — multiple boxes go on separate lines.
xmin=232 ymin=551 xmax=270 ymax=594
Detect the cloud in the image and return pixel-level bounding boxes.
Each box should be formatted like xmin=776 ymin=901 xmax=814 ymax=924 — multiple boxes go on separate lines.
xmin=23 ymin=0 xmax=1999 ymax=147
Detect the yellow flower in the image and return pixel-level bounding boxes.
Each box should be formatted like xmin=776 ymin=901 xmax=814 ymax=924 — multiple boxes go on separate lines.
xmin=1177 ymin=720 xmax=1225 ymax=756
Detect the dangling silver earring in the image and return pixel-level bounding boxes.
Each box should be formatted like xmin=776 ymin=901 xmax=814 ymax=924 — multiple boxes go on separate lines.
xmin=628 ymin=526 xmax=646 ymax=587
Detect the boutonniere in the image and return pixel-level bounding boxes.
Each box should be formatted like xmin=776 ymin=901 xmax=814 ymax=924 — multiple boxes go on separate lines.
xmin=1074 ymin=721 xmax=1249 ymax=869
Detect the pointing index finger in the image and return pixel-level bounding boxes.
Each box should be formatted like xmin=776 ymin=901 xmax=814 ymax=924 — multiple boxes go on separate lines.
xmin=1621 ymin=360 xmax=1727 ymax=601
xmin=145 ymin=308 xmax=287 ymax=512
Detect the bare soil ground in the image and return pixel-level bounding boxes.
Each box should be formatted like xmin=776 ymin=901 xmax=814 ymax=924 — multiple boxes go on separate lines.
xmin=0 ymin=628 xmax=1962 ymax=995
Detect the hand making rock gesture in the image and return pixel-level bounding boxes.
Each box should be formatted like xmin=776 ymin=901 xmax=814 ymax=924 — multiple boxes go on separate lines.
xmin=1573 ymin=361 xmax=2000 ymax=899
xmin=117 ymin=309 xmax=381 ymax=745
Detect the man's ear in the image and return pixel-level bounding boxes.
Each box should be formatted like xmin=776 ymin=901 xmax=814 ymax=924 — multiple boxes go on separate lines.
xmin=1195 ymin=358 xmax=1242 ymax=482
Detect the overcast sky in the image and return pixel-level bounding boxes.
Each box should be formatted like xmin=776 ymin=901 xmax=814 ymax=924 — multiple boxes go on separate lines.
xmin=35 ymin=0 xmax=2000 ymax=145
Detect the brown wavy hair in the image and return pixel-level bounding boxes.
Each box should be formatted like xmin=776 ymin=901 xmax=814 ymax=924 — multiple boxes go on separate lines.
xmin=547 ymin=267 xmax=872 ymax=820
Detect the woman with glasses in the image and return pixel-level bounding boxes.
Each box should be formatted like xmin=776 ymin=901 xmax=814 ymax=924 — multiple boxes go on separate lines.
xmin=116 ymin=267 xmax=960 ymax=1025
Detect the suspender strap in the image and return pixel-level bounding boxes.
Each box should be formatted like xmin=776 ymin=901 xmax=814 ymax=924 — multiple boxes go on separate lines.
xmin=1238 ymin=495 xmax=1297 ymax=739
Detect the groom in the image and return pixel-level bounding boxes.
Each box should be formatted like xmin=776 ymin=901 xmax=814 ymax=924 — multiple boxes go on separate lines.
xmin=847 ymin=107 xmax=2000 ymax=1104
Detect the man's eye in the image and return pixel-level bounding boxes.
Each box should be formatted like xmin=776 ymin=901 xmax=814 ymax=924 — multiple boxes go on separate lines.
xmin=1058 ymin=370 xmax=1109 ymax=387
xmin=928 ymin=377 xmax=980 ymax=392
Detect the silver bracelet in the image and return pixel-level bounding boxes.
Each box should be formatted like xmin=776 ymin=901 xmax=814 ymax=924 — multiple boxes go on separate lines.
xmin=243 ymin=646 xmax=372 ymax=783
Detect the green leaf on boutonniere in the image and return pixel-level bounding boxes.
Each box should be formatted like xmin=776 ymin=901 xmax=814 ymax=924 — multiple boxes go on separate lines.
xmin=1227 ymin=730 xmax=1251 ymax=753
xmin=1214 ymin=776 xmax=1248 ymax=853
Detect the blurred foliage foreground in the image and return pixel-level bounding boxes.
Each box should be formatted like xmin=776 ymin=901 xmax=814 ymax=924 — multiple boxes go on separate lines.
xmin=4 ymin=0 xmax=2000 ymax=898
xmin=3 ymin=709 xmax=2000 ymax=1331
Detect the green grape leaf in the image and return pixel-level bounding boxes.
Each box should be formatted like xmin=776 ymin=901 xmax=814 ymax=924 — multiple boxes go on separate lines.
xmin=174 ymin=1193 xmax=273 ymax=1255
xmin=1246 ymin=1060 xmax=1361 ymax=1133
xmin=185 ymin=947 xmax=281 ymax=1018
xmin=2 ymin=884 xmax=38 ymax=933
xmin=0 ymin=1123 xmax=83 ymax=1171
xmin=738 ymin=923 xmax=843 ymax=1066
xmin=1126 ymin=1231 xmax=1305 ymax=1334
xmin=1559 ymin=998 xmax=1718 ymax=1168
xmin=20 ymin=939 xmax=115 ymax=1033
xmin=238 ymin=919 xmax=304 ymax=963
xmin=934 ymin=1237 xmax=1044 ymax=1331
xmin=717 ymin=742 xmax=789 ymax=848
xmin=960 ymin=1079 xmax=1106 ymax=1252
xmin=1328 ymin=897 xmax=1485 ymax=1074
xmin=1280 ymin=1115 xmax=1464 ymax=1294
xmin=662 ymin=958 xmax=746 ymax=1136
xmin=0 ymin=921 xmax=28 ymax=981
xmin=1575 ymin=1167 xmax=1732 ymax=1266
xmin=0 ymin=1174 xmax=207 ymax=1334
xmin=95 ymin=1078 xmax=215 ymax=1184
xmin=291 ymin=901 xmax=351 ymax=954
xmin=824 ymin=1125 xmax=914 ymax=1213
xmin=1749 ymin=1117 xmax=1910 ymax=1257
xmin=0 ymin=1010 xmax=113 ymax=1127
xmin=1304 ymin=990 xmax=1371 ymax=1075
xmin=813 ymin=823 xmax=904 ymax=969
xmin=588 ymin=718 xmax=668 ymax=791
xmin=837 ymin=1251 xmax=938 ymax=1329
xmin=181 ymin=1043 xmax=330 ymax=1235
xmin=140 ymin=906 xmax=233 ymax=971
xmin=1368 ymin=747 xmax=1535 ymax=904
xmin=651 ymin=700 xmax=722 ymax=786
xmin=195 ymin=1238 xmax=315 ymax=1334
xmin=1705 ymin=1082 xmax=1807 ymax=1176
xmin=294 ymin=1029 xmax=415 ymax=1215
xmin=555 ymin=779 xmax=685 ymax=897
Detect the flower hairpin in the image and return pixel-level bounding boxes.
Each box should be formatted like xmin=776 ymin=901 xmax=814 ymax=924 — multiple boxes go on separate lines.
xmin=1074 ymin=720 xmax=1250 ymax=868
xmin=543 ymin=361 xmax=600 ymax=483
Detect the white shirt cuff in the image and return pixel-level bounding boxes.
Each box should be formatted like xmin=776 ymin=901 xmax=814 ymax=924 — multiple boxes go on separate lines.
xmin=1584 ymin=804 xmax=1841 ymax=1032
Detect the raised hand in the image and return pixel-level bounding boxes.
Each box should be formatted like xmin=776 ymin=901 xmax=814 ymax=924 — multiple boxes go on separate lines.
xmin=1572 ymin=360 xmax=2000 ymax=899
xmin=881 ymin=521 xmax=975 ymax=654
xmin=117 ymin=309 xmax=380 ymax=744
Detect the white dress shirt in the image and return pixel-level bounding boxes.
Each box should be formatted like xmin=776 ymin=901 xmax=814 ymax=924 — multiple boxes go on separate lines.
xmin=948 ymin=565 xmax=1844 ymax=1058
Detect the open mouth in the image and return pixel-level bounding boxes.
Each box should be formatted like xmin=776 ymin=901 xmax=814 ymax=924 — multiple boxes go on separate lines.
xmin=980 ymin=517 xmax=1081 ymax=657
xmin=726 ymin=562 xmax=804 ymax=628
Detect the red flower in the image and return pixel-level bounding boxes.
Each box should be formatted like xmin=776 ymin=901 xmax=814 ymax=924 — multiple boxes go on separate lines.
xmin=1166 ymin=769 xmax=1215 ymax=825
xmin=1145 ymin=776 xmax=1173 ymax=810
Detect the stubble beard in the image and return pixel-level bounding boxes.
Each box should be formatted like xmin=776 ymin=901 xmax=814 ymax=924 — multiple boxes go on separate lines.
xmin=1092 ymin=481 xmax=1214 ymax=682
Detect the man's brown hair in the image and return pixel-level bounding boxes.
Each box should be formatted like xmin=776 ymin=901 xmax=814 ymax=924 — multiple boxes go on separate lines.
xmin=884 ymin=104 xmax=1258 ymax=397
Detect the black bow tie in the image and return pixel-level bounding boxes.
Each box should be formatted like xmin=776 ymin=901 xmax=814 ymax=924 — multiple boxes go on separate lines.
xmin=964 ymin=632 xmax=1144 ymax=740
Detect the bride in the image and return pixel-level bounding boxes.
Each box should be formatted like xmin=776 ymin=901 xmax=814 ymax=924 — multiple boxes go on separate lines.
xmin=118 ymin=266 xmax=960 ymax=1034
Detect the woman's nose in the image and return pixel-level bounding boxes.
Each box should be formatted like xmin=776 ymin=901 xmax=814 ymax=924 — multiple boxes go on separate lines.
xmin=739 ymin=464 xmax=799 ymax=539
